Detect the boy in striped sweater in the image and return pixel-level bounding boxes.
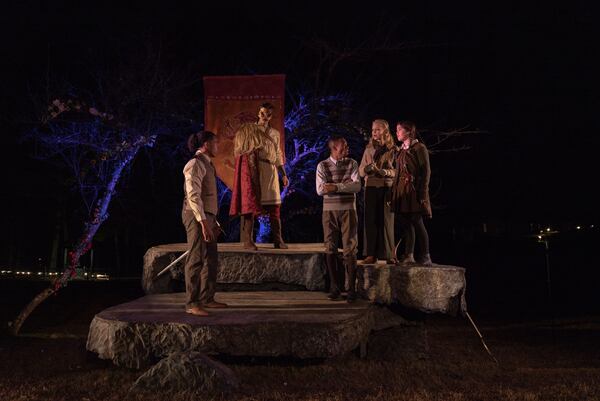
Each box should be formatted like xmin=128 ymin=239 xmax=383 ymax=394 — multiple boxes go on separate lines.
xmin=316 ymin=136 xmax=361 ymax=303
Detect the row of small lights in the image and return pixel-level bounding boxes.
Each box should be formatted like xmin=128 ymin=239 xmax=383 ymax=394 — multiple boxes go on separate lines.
xmin=0 ymin=271 xmax=59 ymax=275
xmin=0 ymin=271 xmax=109 ymax=279
xmin=537 ymin=224 xmax=595 ymax=240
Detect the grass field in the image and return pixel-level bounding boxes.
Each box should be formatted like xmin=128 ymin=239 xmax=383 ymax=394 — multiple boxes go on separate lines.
xmin=1 ymin=280 xmax=599 ymax=401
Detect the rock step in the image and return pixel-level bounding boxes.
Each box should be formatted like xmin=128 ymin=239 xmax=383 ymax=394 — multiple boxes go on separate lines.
xmin=86 ymin=291 xmax=373 ymax=368
xmin=143 ymin=243 xmax=327 ymax=294
xmin=357 ymin=263 xmax=467 ymax=316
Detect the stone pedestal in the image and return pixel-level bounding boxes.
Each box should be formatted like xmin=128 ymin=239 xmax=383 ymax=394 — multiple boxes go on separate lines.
xmin=357 ymin=263 xmax=467 ymax=315
xmin=143 ymin=243 xmax=328 ymax=295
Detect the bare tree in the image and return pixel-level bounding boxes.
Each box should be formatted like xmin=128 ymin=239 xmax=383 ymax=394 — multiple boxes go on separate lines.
xmin=10 ymin=46 xmax=200 ymax=335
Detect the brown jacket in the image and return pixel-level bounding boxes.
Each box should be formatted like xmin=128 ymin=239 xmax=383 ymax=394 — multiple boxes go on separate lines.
xmin=358 ymin=142 xmax=396 ymax=187
xmin=391 ymin=141 xmax=432 ymax=217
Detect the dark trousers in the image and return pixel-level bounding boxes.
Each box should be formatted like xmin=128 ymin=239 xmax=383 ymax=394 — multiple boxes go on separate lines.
xmin=182 ymin=210 xmax=218 ymax=308
xmin=397 ymin=213 xmax=429 ymax=257
xmin=322 ymin=209 xmax=358 ymax=295
xmin=363 ymin=186 xmax=395 ymax=259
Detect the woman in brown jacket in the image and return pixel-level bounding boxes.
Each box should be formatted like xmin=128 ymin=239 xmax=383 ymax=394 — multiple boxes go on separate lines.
xmin=391 ymin=121 xmax=433 ymax=266
xmin=359 ymin=119 xmax=396 ymax=264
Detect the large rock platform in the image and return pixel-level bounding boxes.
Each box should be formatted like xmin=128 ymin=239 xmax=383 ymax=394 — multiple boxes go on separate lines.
xmin=87 ymin=291 xmax=373 ymax=368
xmin=90 ymin=245 xmax=468 ymax=369
xmin=143 ymin=243 xmax=327 ymax=294
xmin=143 ymin=243 xmax=468 ymax=314
xmin=357 ymin=263 xmax=467 ymax=316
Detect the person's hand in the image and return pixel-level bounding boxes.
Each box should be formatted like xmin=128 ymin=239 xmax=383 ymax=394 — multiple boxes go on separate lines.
xmin=282 ymin=176 xmax=289 ymax=187
xmin=374 ymin=168 xmax=386 ymax=178
xmin=213 ymin=220 xmax=224 ymax=238
xmin=419 ymin=199 xmax=431 ymax=216
xmin=323 ymin=183 xmax=338 ymax=193
xmin=364 ymin=163 xmax=377 ymax=175
xmin=200 ymin=219 xmax=216 ymax=242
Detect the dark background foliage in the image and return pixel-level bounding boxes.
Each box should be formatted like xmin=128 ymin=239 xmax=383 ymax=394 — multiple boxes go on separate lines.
xmin=0 ymin=2 xmax=598 ymax=289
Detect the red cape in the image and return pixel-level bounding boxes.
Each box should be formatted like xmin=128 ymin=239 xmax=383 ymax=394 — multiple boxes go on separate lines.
xmin=229 ymin=152 xmax=262 ymax=216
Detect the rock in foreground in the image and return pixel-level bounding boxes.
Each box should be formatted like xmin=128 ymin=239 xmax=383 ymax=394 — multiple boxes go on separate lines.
xmin=357 ymin=263 xmax=467 ymax=315
xmin=130 ymin=351 xmax=238 ymax=395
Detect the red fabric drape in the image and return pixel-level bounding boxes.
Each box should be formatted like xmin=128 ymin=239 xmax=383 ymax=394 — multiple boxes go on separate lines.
xmin=229 ymin=152 xmax=262 ymax=216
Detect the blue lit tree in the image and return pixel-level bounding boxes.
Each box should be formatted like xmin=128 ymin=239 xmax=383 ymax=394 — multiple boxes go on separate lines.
xmin=10 ymin=49 xmax=201 ymax=335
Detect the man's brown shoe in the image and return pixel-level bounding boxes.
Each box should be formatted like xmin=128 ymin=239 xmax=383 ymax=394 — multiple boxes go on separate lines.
xmin=185 ymin=306 xmax=209 ymax=316
xmin=203 ymin=301 xmax=228 ymax=308
xmin=362 ymin=256 xmax=377 ymax=264
xmin=243 ymin=242 xmax=258 ymax=251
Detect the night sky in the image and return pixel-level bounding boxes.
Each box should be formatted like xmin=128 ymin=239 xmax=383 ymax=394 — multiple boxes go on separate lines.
xmin=1 ymin=1 xmax=598 ymax=270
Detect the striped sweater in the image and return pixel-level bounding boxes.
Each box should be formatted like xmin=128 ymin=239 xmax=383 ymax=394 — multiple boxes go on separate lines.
xmin=316 ymin=157 xmax=361 ymax=211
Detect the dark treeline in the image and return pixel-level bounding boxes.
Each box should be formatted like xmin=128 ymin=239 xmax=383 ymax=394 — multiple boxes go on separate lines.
xmin=0 ymin=1 xmax=597 ymax=284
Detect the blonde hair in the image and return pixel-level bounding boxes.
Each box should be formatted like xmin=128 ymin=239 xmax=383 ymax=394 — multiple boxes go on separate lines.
xmin=234 ymin=123 xmax=262 ymax=156
xmin=372 ymin=119 xmax=395 ymax=149
xmin=233 ymin=123 xmax=278 ymax=164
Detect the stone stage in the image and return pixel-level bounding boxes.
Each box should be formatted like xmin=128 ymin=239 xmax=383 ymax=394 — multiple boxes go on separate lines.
xmin=86 ymin=291 xmax=373 ymax=368
xmin=142 ymin=242 xmax=467 ymax=314
xmin=143 ymin=243 xmax=329 ymax=294
xmin=88 ymin=243 xmax=467 ymax=368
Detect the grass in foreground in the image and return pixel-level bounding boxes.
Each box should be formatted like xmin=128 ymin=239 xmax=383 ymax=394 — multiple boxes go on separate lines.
xmin=1 ymin=314 xmax=599 ymax=401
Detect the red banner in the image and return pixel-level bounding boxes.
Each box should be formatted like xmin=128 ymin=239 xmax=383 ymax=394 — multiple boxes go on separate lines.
xmin=203 ymin=74 xmax=285 ymax=189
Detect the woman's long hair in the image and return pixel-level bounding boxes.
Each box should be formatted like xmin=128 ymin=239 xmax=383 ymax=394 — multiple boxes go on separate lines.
xmin=372 ymin=119 xmax=395 ymax=149
xmin=396 ymin=121 xmax=418 ymax=141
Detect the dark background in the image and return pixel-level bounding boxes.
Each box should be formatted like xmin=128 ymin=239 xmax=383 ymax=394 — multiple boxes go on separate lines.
xmin=1 ymin=1 xmax=598 ymax=315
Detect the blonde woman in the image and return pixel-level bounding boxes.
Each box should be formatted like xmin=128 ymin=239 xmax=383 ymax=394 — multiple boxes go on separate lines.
xmin=358 ymin=119 xmax=396 ymax=264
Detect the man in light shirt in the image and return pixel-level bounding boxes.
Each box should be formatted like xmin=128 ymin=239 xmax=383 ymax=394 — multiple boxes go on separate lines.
xmin=316 ymin=136 xmax=361 ymax=303
xmin=182 ymin=131 xmax=227 ymax=316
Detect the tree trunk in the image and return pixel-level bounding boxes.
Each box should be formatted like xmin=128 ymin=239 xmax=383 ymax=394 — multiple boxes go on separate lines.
xmin=9 ymin=287 xmax=55 ymax=335
xmin=9 ymin=138 xmax=151 ymax=336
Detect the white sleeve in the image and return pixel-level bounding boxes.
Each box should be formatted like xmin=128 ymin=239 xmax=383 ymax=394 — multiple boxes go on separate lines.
xmin=316 ymin=162 xmax=327 ymax=196
xmin=273 ymin=129 xmax=284 ymax=167
xmin=183 ymin=159 xmax=207 ymax=222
